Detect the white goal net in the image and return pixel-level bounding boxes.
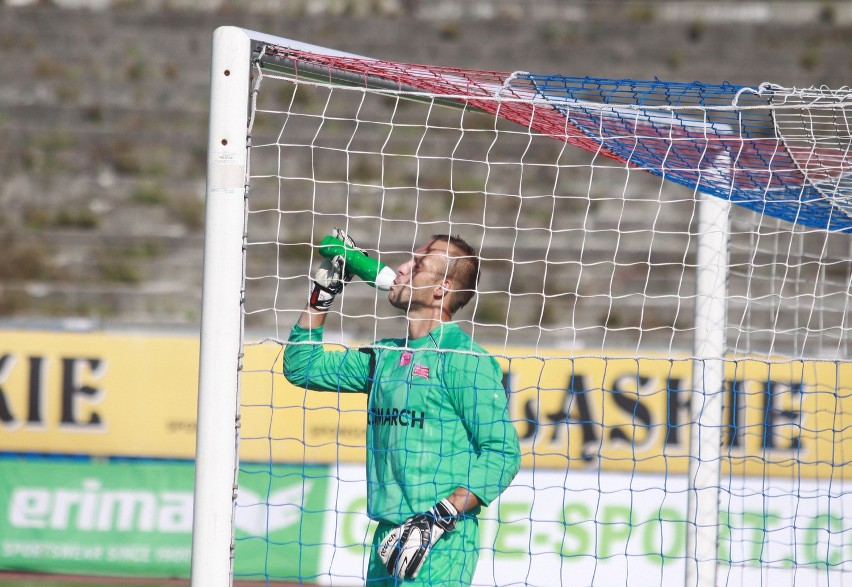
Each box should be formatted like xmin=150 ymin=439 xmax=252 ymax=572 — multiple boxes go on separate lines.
xmin=192 ymin=27 xmax=852 ymax=587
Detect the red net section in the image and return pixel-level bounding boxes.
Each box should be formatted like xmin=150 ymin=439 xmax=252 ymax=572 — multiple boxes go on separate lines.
xmin=264 ymin=47 xmax=627 ymax=163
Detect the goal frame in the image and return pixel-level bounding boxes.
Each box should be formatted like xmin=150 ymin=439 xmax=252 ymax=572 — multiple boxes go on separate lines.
xmin=192 ymin=25 xmax=731 ymax=587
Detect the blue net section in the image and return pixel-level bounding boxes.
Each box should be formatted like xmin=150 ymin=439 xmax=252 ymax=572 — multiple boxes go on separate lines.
xmin=517 ymin=74 xmax=852 ymax=232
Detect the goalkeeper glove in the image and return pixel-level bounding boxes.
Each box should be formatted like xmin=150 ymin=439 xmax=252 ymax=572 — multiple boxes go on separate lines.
xmin=308 ymin=228 xmax=356 ymax=310
xmin=377 ymin=499 xmax=459 ymax=580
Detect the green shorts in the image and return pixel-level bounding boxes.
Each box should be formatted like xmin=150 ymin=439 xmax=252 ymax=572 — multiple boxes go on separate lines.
xmin=366 ymin=516 xmax=479 ymax=586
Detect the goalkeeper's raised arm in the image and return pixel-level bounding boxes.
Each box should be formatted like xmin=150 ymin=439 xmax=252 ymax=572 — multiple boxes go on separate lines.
xmin=284 ymin=231 xmax=521 ymax=586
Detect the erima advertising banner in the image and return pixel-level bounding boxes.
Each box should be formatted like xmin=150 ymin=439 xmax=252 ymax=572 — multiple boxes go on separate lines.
xmin=0 ymin=457 xmax=329 ymax=580
xmin=0 ymin=458 xmax=194 ymax=577
xmin=1 ymin=331 xmax=850 ymax=479
xmin=2 ymin=457 xmax=848 ymax=584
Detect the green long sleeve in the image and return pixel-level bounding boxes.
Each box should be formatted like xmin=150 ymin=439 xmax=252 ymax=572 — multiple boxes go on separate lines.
xmin=283 ymin=324 xmax=372 ymax=393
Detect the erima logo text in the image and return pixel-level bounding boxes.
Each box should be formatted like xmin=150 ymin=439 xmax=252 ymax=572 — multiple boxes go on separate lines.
xmin=8 ymin=479 xmax=310 ymax=534
xmin=367 ymin=408 xmax=425 ymax=429
xmin=9 ymin=480 xmax=191 ymax=533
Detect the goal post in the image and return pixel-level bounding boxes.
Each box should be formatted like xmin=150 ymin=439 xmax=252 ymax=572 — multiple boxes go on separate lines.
xmin=192 ymin=27 xmax=373 ymax=586
xmin=191 ymin=26 xmax=252 ymax=587
xmin=193 ymin=25 xmax=852 ymax=587
xmin=685 ymin=193 xmax=730 ymax=587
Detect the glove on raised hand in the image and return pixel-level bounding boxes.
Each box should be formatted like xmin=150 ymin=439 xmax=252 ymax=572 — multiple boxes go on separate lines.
xmin=308 ymin=228 xmax=356 ymax=310
xmin=378 ymin=499 xmax=459 ymax=580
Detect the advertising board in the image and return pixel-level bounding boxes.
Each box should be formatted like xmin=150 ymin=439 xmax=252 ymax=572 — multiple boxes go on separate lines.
xmin=2 ymin=457 xmax=845 ymax=584
xmin=2 ymin=331 xmax=848 ymax=479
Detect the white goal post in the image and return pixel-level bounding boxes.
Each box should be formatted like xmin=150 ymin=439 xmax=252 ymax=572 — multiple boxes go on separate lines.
xmin=192 ymin=26 xmax=852 ymax=587
xmin=191 ymin=28 xmax=374 ymax=586
xmin=191 ymin=26 xmax=250 ymax=587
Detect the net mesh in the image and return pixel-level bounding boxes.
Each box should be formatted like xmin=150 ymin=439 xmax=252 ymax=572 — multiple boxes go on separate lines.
xmin=262 ymin=47 xmax=852 ymax=232
xmin=229 ymin=43 xmax=852 ymax=586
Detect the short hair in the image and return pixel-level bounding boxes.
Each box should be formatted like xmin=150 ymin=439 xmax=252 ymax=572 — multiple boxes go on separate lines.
xmin=431 ymin=234 xmax=479 ymax=314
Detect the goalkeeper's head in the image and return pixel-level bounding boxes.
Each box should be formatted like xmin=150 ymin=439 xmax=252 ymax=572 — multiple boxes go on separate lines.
xmin=388 ymin=234 xmax=480 ymax=318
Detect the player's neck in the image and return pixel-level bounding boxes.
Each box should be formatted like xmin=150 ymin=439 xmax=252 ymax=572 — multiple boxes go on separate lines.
xmin=406 ymin=317 xmax=442 ymax=340
xmin=406 ymin=307 xmax=451 ymax=340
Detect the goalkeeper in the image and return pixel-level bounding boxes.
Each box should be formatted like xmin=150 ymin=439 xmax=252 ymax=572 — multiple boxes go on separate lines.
xmin=284 ymin=230 xmax=521 ymax=585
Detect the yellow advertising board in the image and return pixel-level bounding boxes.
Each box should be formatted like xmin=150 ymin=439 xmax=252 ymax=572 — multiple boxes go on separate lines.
xmin=0 ymin=330 xmax=199 ymax=458
xmin=496 ymin=353 xmax=851 ymax=479
xmin=1 ymin=330 xmax=850 ymax=480
xmin=243 ymin=343 xmax=852 ymax=479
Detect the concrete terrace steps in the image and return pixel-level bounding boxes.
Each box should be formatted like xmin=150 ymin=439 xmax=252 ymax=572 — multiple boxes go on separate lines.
xmin=0 ymin=4 xmax=850 ymax=338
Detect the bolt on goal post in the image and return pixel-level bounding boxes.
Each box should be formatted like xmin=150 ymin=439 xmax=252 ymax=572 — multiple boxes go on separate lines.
xmin=193 ymin=25 xmax=852 ymax=587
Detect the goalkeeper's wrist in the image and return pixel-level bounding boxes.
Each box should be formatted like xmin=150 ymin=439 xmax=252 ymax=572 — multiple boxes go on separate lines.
xmin=444 ymin=487 xmax=481 ymax=516
xmin=297 ymin=304 xmax=329 ymax=331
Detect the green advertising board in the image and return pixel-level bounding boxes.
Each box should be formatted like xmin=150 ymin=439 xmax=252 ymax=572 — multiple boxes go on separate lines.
xmin=3 ymin=457 xmax=843 ymax=585
xmin=0 ymin=457 xmax=329 ymax=580
xmin=232 ymin=462 xmax=330 ymax=582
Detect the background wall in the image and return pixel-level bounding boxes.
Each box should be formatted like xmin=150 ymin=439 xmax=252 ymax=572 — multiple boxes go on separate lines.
xmin=0 ymin=0 xmax=850 ymax=332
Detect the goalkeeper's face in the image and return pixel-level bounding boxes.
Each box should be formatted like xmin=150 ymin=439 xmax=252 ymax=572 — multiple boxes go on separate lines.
xmin=388 ymin=239 xmax=453 ymax=315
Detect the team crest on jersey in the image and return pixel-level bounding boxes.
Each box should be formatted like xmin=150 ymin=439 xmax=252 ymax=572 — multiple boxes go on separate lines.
xmin=399 ymin=351 xmax=413 ymax=366
xmin=412 ymin=363 xmax=430 ymax=379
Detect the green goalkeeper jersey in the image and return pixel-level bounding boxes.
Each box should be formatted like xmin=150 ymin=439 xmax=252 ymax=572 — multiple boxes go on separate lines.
xmin=284 ymin=322 xmax=521 ymax=524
